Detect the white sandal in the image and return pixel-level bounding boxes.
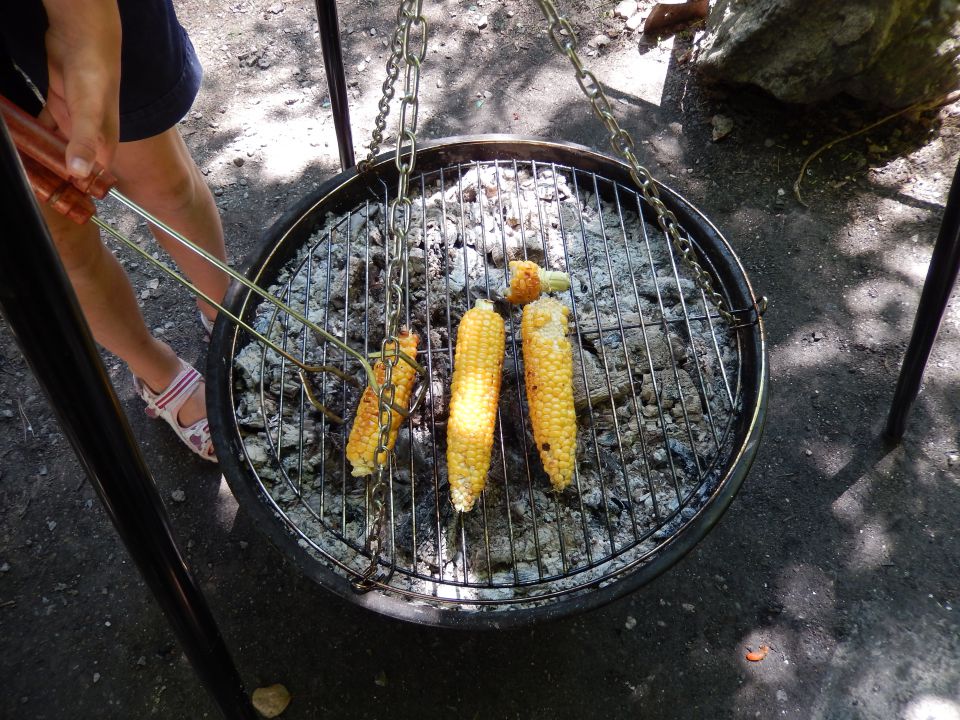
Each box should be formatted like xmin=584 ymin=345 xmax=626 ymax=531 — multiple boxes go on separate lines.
xmin=133 ymin=360 xmax=217 ymax=462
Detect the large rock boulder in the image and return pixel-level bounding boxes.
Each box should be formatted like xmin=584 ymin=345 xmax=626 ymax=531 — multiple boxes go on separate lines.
xmin=695 ymin=0 xmax=960 ymax=107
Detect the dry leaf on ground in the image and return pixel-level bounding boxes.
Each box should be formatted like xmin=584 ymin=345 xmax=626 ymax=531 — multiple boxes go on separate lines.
xmin=252 ymin=683 xmax=291 ymax=718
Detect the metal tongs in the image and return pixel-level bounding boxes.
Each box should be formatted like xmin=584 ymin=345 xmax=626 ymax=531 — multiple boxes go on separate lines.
xmin=0 ymin=94 xmax=425 ymax=423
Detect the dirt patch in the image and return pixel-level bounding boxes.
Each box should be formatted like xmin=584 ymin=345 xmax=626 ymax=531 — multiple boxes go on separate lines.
xmin=2 ymin=2 xmax=959 ymax=719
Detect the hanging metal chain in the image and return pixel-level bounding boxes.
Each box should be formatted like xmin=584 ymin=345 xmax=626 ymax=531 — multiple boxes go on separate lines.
xmin=535 ymin=0 xmax=736 ymax=325
xmin=357 ymin=4 xmax=408 ymax=172
xmin=354 ymin=0 xmax=427 ymax=591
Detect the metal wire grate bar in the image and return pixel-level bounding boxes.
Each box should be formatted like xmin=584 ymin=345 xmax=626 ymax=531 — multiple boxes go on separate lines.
xmin=230 ymin=158 xmax=744 ymax=607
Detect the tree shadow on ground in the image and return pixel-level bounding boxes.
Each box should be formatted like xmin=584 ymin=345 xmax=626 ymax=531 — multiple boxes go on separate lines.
xmin=1 ymin=2 xmax=959 ymax=719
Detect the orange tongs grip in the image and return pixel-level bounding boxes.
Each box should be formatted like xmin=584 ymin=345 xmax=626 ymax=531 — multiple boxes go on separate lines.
xmin=0 ymin=94 xmax=117 ymax=224
xmin=21 ymin=155 xmax=98 ymax=224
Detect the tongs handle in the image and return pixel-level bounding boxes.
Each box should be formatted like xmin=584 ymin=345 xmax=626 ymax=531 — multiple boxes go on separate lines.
xmin=20 ymin=154 xmax=97 ymax=224
xmin=0 ymin=94 xmax=117 ymax=199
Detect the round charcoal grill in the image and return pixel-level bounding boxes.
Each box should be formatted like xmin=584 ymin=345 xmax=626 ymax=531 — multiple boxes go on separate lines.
xmin=207 ymin=136 xmax=767 ymax=628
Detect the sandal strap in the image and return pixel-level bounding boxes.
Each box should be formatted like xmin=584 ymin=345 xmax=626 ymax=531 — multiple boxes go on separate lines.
xmin=200 ymin=310 xmax=214 ymax=337
xmin=154 ymin=365 xmax=203 ymax=417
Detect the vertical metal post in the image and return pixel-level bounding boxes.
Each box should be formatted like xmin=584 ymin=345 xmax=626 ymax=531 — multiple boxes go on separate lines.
xmin=885 ymin=155 xmax=960 ymax=442
xmin=0 ymin=121 xmax=257 ymax=719
xmin=315 ymin=0 xmax=356 ymax=170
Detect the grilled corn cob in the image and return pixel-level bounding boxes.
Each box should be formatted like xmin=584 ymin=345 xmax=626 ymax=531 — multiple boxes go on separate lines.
xmin=504 ymin=260 xmax=570 ymax=305
xmin=346 ymin=330 xmax=420 ymax=477
xmin=522 ymin=296 xmax=576 ymax=491
xmin=447 ymin=299 xmax=506 ymax=512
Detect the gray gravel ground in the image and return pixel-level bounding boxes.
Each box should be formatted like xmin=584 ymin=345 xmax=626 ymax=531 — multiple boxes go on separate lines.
xmin=1 ymin=1 xmax=959 ymax=718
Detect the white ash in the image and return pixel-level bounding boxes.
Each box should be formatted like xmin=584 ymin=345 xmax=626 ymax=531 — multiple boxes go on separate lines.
xmin=230 ymin=162 xmax=742 ymax=609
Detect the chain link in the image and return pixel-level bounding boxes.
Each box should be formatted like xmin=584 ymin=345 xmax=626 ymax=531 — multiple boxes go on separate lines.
xmin=535 ymin=0 xmax=735 ymax=324
xmin=357 ymin=6 xmax=407 ymax=171
xmin=355 ymin=0 xmax=427 ymax=591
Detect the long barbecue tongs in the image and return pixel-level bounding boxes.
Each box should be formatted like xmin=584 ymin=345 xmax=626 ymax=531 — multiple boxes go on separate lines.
xmin=0 ymin=94 xmax=425 ymax=423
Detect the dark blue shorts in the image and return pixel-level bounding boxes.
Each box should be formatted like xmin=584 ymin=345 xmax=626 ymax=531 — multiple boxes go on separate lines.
xmin=0 ymin=0 xmax=202 ymax=141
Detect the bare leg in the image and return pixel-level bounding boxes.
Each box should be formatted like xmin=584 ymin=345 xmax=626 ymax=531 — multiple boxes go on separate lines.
xmin=25 ymin=121 xmax=228 ymax=461
xmin=41 ymin=206 xmax=206 ymax=427
xmin=40 ymin=127 xmax=226 ymax=442
xmin=110 ymin=127 xmax=229 ymax=324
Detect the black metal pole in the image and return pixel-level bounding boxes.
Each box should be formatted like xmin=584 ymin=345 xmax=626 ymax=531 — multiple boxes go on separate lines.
xmin=885 ymin=155 xmax=960 ymax=442
xmin=315 ymin=0 xmax=356 ymax=170
xmin=0 ymin=122 xmax=257 ymax=719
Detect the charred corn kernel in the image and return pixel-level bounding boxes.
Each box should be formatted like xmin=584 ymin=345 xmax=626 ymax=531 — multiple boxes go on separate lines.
xmin=504 ymin=260 xmax=571 ymax=305
xmin=447 ymin=299 xmax=506 ymax=512
xmin=522 ymin=296 xmax=576 ymax=491
xmin=346 ymin=330 xmax=420 ymax=477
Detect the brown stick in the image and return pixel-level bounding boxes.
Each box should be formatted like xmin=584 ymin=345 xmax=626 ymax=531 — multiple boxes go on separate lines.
xmin=793 ymin=89 xmax=960 ymax=207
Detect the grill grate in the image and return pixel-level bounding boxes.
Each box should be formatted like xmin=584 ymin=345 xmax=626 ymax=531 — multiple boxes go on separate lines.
xmin=219 ymin=145 xmax=761 ymax=620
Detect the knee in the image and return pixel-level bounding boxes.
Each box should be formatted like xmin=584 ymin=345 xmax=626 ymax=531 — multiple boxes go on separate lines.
xmin=111 ymin=129 xmax=215 ymax=217
xmin=149 ymin=164 xmax=207 ymax=216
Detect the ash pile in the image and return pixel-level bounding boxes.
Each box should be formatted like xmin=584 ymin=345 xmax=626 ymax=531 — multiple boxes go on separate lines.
xmin=232 ymin=161 xmax=740 ymax=604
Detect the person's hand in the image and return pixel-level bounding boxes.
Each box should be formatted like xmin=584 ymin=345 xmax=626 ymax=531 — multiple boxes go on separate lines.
xmin=40 ymin=0 xmax=121 ymax=178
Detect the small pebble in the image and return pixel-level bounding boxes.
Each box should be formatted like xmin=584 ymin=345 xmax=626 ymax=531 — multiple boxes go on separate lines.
xmin=477 ymin=15 xmax=488 ymax=29
xmin=615 ymin=0 xmax=638 ymax=18
xmin=252 ymin=684 xmax=291 ymax=718
xmin=170 ymin=489 xmax=186 ymax=503
xmin=0 ymin=562 xmax=10 ymax=573
xmin=588 ymin=34 xmax=611 ymax=49
xmin=624 ymin=615 xmax=637 ymax=630
xmin=710 ymin=114 xmax=734 ymax=141
xmin=47 ymin=521 xmax=57 ymax=531
xmin=92 ymin=673 xmax=101 ymax=684
xmin=804 ymin=449 xmax=813 ymax=457
xmin=233 ymin=157 xmax=245 ymax=167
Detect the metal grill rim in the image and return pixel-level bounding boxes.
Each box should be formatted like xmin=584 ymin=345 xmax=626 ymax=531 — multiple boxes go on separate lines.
xmin=207 ymin=137 xmax=767 ymax=624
